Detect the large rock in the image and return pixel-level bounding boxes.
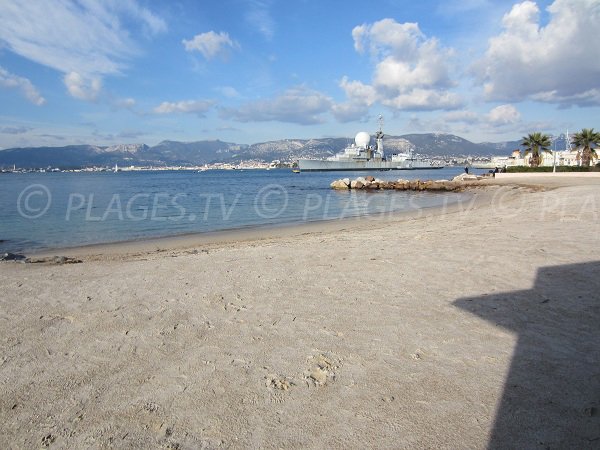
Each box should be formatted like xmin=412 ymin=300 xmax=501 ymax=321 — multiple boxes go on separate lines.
xmin=330 ymin=179 xmax=350 ymax=189
xmin=453 ymin=173 xmax=480 ymax=182
xmin=366 ymin=175 xmax=375 ymax=182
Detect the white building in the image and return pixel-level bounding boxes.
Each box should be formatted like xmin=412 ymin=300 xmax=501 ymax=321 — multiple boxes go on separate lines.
xmin=476 ymin=148 xmax=595 ymax=169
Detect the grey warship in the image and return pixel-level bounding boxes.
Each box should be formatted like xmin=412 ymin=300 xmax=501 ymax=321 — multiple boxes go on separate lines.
xmin=298 ymin=116 xmax=443 ymax=172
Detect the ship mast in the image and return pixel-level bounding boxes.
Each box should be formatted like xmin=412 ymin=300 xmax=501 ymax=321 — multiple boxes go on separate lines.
xmin=375 ymin=114 xmax=384 ymax=158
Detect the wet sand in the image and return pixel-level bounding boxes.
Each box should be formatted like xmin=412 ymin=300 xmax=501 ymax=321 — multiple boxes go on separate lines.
xmin=1 ymin=175 xmax=599 ymax=448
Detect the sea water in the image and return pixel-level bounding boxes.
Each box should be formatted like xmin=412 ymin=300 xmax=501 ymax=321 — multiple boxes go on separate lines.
xmin=0 ymin=167 xmax=473 ymax=253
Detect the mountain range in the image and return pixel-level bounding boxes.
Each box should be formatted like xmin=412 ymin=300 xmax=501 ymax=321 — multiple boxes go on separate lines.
xmin=0 ymin=134 xmax=525 ymax=169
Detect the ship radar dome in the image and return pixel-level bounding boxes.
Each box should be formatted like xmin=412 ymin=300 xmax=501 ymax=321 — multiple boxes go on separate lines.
xmin=355 ymin=131 xmax=371 ymax=148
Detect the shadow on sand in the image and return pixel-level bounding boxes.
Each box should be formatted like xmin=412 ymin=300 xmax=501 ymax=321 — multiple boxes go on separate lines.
xmin=454 ymin=261 xmax=600 ymax=449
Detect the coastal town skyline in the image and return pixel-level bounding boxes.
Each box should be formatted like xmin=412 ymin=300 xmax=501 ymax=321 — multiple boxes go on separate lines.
xmin=1 ymin=0 xmax=599 ymax=149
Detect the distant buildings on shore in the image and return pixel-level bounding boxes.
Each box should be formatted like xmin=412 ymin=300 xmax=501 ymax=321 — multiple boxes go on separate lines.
xmin=0 ymin=159 xmax=291 ymax=173
xmin=471 ymin=148 xmax=594 ymax=169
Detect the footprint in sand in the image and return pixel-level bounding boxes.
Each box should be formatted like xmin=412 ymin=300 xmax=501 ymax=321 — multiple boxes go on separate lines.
xmin=304 ymin=352 xmax=342 ymax=387
xmin=265 ymin=373 xmax=294 ymax=391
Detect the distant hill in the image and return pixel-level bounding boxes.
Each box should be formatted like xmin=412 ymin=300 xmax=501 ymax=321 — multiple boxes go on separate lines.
xmin=0 ymin=134 xmax=524 ymax=169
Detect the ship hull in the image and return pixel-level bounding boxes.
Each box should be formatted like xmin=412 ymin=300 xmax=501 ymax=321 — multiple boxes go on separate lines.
xmin=298 ymin=159 xmax=443 ymax=172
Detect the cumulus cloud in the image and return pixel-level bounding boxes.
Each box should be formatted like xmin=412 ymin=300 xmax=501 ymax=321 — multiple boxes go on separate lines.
xmin=486 ymin=104 xmax=521 ymax=125
xmin=64 ymin=72 xmax=102 ymax=101
xmin=222 ymin=86 xmax=332 ymax=125
xmin=473 ymin=0 xmax=600 ymax=106
xmin=0 ymin=66 xmax=46 ymax=105
xmin=216 ymin=86 xmax=240 ymax=98
xmin=0 ymin=1 xmax=165 ymax=101
xmin=153 ymin=100 xmax=215 ymax=115
xmin=441 ymin=104 xmax=523 ymax=133
xmin=183 ymin=31 xmax=239 ymax=60
xmin=342 ymin=18 xmax=461 ymax=114
xmin=331 ymin=102 xmax=371 ymax=123
xmin=112 ymin=97 xmax=136 ymax=110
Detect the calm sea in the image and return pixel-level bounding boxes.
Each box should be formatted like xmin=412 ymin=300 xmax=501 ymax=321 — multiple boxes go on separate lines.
xmin=0 ymin=167 xmax=473 ymax=253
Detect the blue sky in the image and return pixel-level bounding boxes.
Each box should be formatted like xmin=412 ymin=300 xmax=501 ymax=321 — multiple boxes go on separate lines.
xmin=0 ymin=0 xmax=599 ymax=149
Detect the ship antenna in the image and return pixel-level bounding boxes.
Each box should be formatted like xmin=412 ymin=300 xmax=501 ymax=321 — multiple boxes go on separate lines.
xmin=376 ymin=114 xmax=384 ymax=157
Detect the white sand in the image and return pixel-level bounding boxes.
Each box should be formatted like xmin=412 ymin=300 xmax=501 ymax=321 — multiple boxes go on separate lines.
xmin=1 ymin=176 xmax=599 ymax=448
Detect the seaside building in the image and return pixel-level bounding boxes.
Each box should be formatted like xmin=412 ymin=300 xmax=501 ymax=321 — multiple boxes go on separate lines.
xmin=474 ymin=132 xmax=596 ymax=169
xmin=485 ymin=149 xmax=583 ymax=168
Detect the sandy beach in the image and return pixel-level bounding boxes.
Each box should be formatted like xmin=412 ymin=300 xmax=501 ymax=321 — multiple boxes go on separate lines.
xmin=1 ymin=175 xmax=599 ymax=448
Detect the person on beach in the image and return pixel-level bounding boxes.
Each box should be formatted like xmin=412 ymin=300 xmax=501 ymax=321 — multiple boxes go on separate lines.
xmin=465 ymin=166 xmax=469 ymax=174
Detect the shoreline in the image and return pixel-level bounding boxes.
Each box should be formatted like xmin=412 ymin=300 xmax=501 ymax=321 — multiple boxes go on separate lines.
xmin=7 ymin=172 xmax=594 ymax=259
xmin=28 ymin=187 xmax=493 ymax=259
xmin=26 ymin=172 xmax=589 ymax=259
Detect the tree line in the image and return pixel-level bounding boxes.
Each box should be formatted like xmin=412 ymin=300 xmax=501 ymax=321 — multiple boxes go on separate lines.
xmin=521 ymin=128 xmax=599 ymax=167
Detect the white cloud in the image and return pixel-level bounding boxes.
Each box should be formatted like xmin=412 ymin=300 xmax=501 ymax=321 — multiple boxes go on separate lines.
xmin=244 ymin=0 xmax=275 ymax=40
xmin=486 ymin=104 xmax=521 ymax=125
xmin=113 ymin=97 xmax=137 ymax=109
xmin=343 ymin=18 xmax=461 ymax=113
xmin=0 ymin=1 xmax=166 ymax=100
xmin=183 ymin=31 xmax=239 ymax=60
xmin=222 ymin=86 xmax=332 ymax=125
xmin=441 ymin=104 xmax=523 ymax=133
xmin=331 ymin=102 xmax=371 ymax=123
xmin=0 ymin=66 xmax=46 ymax=105
xmin=473 ymin=0 xmax=600 ymax=106
xmin=153 ymin=100 xmax=215 ymax=115
xmin=216 ymin=86 xmax=240 ymax=98
xmin=64 ymin=72 xmax=102 ymax=101
xmin=338 ymin=77 xmax=377 ymax=106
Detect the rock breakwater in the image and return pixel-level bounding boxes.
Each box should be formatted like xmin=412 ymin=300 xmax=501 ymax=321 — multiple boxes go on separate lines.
xmin=330 ymin=174 xmax=484 ymax=191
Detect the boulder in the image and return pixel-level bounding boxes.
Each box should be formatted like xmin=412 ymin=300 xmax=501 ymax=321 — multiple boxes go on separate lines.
xmin=452 ymin=173 xmax=480 ymax=182
xmin=355 ymin=181 xmax=364 ymax=189
xmin=408 ymin=180 xmax=419 ymax=190
xmin=330 ymin=179 xmax=350 ymax=189
xmin=365 ymin=175 xmax=375 ymax=182
xmin=342 ymin=178 xmax=351 ymax=186
xmin=423 ymin=181 xmax=446 ymax=191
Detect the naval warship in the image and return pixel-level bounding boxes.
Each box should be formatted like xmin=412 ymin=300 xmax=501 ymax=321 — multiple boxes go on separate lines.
xmin=298 ymin=117 xmax=443 ymax=172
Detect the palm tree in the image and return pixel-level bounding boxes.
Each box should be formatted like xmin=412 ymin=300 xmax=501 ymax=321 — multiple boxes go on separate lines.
xmin=571 ymin=128 xmax=600 ymax=167
xmin=521 ymin=132 xmax=552 ymax=167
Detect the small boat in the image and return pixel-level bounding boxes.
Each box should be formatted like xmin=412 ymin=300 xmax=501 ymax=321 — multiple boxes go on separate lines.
xmin=292 ymin=169 xmax=300 ymax=173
